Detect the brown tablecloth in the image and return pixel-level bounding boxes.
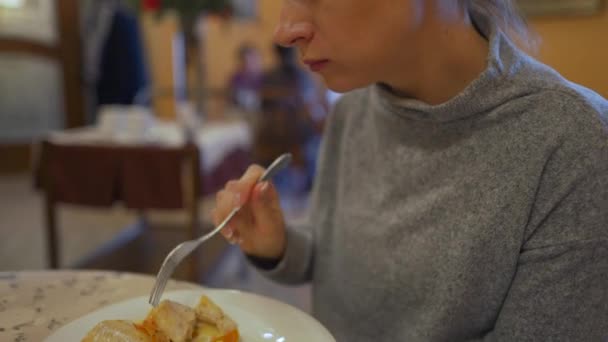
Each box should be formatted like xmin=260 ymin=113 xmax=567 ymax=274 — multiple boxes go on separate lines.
xmin=0 ymin=270 xmax=201 ymax=342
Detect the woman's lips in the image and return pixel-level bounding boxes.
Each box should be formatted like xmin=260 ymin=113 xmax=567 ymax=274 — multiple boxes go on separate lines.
xmin=303 ymin=59 xmax=330 ymax=72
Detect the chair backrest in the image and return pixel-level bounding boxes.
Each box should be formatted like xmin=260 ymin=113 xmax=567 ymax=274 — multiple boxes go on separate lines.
xmin=37 ymin=140 xmax=202 ymax=269
xmin=38 ymin=141 xmax=200 ymax=210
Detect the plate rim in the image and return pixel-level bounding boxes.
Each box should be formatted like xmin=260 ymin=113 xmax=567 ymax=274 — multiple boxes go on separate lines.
xmin=44 ymin=288 xmax=335 ymax=342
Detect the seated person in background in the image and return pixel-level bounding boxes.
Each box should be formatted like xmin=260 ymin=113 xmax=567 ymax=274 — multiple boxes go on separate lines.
xmin=255 ymin=45 xmax=328 ymax=195
xmin=82 ymin=0 xmax=150 ymax=123
xmin=228 ymin=43 xmax=263 ymax=113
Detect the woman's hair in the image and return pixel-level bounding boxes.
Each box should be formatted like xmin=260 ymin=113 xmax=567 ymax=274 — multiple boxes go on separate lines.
xmin=467 ymin=0 xmax=538 ymax=51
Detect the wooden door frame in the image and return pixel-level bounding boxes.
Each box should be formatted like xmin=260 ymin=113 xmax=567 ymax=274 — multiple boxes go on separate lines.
xmin=0 ymin=0 xmax=84 ymax=173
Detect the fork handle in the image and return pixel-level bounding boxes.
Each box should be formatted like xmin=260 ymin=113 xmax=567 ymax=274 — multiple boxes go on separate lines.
xmin=197 ymin=153 xmax=292 ymax=244
xmin=148 ymin=154 xmax=292 ymax=307
xmin=260 ymin=153 xmax=292 ymax=182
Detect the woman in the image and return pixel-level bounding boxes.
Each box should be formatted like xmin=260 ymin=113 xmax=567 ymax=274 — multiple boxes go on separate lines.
xmin=212 ymin=0 xmax=608 ymax=340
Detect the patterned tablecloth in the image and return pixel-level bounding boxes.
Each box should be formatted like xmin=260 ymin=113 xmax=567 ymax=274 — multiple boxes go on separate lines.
xmin=0 ymin=271 xmax=201 ymax=342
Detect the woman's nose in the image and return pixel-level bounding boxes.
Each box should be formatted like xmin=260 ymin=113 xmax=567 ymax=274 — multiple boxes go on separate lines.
xmin=273 ymin=2 xmax=314 ymax=49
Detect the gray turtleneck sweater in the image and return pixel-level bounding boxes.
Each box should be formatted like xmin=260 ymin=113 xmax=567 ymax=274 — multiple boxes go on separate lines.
xmin=253 ymin=8 xmax=608 ymax=342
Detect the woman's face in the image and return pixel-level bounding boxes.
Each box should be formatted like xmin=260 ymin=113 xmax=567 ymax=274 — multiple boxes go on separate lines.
xmin=274 ymin=0 xmax=430 ymax=92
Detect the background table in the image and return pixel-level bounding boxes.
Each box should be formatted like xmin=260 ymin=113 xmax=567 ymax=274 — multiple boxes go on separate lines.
xmin=34 ymin=120 xmax=253 ymax=277
xmin=0 ymin=270 xmax=201 ymax=342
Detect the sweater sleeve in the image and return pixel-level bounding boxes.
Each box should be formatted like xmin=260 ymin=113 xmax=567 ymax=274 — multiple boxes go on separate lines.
xmin=250 ymin=222 xmax=315 ymax=284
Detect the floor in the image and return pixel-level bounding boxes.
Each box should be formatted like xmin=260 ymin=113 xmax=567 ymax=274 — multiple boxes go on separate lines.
xmin=0 ymin=173 xmax=311 ymax=312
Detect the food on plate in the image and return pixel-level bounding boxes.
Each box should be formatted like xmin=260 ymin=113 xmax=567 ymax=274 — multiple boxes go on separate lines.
xmin=82 ymin=295 xmax=239 ymax=342
xmin=81 ymin=320 xmax=152 ymax=342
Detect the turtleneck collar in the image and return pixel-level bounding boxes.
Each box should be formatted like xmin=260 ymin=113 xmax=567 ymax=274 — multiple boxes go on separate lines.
xmin=371 ymin=5 xmax=524 ymax=123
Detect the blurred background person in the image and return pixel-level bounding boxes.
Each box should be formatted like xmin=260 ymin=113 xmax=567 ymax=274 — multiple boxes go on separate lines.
xmin=228 ymin=43 xmax=263 ymax=114
xmin=254 ymin=45 xmax=327 ymax=200
xmin=81 ymin=0 xmax=151 ymax=124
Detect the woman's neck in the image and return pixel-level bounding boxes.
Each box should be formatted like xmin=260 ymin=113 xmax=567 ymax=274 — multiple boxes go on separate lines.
xmin=384 ymin=11 xmax=489 ymax=105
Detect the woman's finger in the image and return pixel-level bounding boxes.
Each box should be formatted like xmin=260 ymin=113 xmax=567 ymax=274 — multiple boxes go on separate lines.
xmin=214 ymin=190 xmax=234 ymax=226
xmin=232 ymin=165 xmax=266 ymax=207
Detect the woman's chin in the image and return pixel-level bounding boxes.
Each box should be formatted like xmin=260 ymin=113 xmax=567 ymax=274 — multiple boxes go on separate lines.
xmin=321 ymin=75 xmax=371 ymax=93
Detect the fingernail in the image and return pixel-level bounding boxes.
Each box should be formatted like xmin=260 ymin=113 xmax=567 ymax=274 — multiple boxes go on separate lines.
xmin=236 ymin=237 xmax=245 ymax=245
xmin=259 ymin=182 xmax=270 ymax=200
xmin=233 ymin=193 xmax=241 ymax=207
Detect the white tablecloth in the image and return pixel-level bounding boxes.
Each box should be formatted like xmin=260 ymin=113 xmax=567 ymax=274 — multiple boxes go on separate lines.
xmin=48 ymin=119 xmax=252 ymax=173
xmin=0 ymin=271 xmax=201 ymax=342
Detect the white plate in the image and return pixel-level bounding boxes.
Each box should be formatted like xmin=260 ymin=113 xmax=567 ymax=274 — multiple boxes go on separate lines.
xmin=45 ymin=289 xmax=335 ymax=342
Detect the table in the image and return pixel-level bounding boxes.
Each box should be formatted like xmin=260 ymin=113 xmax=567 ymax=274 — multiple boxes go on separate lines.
xmin=40 ymin=119 xmax=253 ymax=200
xmin=35 ymin=120 xmax=253 ymax=273
xmin=0 ymin=270 xmax=201 ymax=342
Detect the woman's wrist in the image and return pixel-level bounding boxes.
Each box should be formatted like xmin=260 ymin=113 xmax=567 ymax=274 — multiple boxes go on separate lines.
xmin=246 ymin=254 xmax=282 ymax=270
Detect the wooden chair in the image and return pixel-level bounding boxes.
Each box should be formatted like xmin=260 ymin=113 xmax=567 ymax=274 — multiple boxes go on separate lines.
xmin=37 ymin=141 xmax=202 ymax=280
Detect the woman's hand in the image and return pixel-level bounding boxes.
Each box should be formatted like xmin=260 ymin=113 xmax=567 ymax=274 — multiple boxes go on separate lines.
xmin=212 ymin=165 xmax=287 ymax=260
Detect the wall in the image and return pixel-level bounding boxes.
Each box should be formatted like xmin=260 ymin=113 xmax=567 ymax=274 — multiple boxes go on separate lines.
xmin=140 ymin=13 xmax=181 ymax=120
xmin=530 ymin=6 xmax=608 ymax=97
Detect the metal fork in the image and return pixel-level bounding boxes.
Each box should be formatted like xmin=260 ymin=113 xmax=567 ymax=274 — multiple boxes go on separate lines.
xmin=148 ymin=153 xmax=292 ymax=306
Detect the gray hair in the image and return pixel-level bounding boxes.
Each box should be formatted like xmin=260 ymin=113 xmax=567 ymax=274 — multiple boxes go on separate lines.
xmin=468 ymin=0 xmax=539 ymax=51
